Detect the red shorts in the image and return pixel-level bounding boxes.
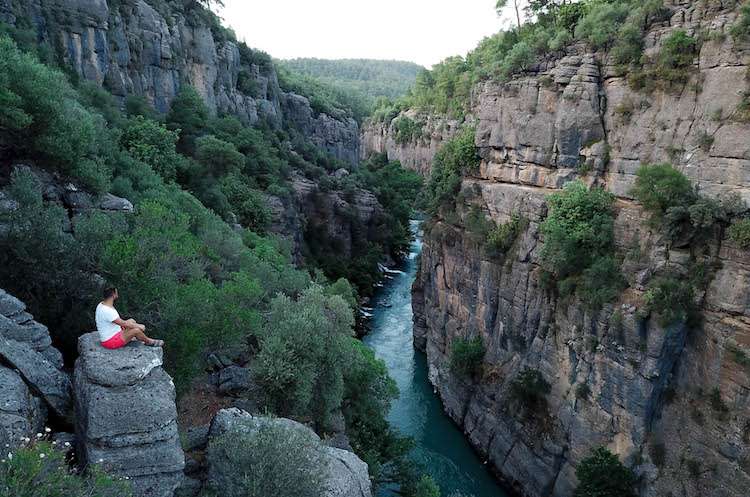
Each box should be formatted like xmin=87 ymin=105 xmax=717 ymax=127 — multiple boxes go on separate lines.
xmin=101 ymin=329 xmax=127 ymax=350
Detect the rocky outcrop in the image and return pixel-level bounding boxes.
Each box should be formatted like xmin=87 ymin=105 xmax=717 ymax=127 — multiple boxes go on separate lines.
xmin=0 ymin=0 xmax=359 ymax=164
xmin=0 ymin=289 xmax=69 ymax=447
xmin=206 ymin=408 xmax=372 ymax=497
xmin=282 ymin=93 xmax=361 ymax=165
xmin=267 ymin=172 xmax=387 ymax=264
xmin=412 ymin=3 xmax=750 ymax=497
xmin=361 ymin=111 xmax=461 ymax=176
xmin=0 ymin=290 xmax=72 ymax=434
xmin=74 ymin=332 xmax=184 ymax=497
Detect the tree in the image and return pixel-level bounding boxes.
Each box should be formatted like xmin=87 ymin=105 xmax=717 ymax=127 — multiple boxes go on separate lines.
xmin=208 ymin=421 xmax=328 ymax=497
xmin=166 ymin=85 xmax=209 ymax=154
xmin=630 ymin=164 xmax=695 ymax=219
xmin=496 ymin=0 xmax=522 ymax=29
xmin=121 ymin=116 xmax=180 ymax=181
xmin=574 ymin=447 xmax=636 ymax=497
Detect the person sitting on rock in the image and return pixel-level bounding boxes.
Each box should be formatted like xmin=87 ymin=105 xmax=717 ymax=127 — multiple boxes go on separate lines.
xmin=95 ymin=287 xmax=164 ymax=349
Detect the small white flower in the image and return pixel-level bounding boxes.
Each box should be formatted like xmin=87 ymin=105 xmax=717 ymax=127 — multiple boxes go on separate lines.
xmin=44 ymin=427 xmax=51 ymax=433
xmin=7 ymin=453 xmax=12 ymax=460
xmin=39 ymin=453 xmax=45 ymax=459
xmin=97 ymin=458 xmax=104 ymax=463
xmin=52 ymin=441 xmax=57 ymax=445
xmin=64 ymin=442 xmax=71 ymax=447
xmin=36 ymin=433 xmax=43 ymax=438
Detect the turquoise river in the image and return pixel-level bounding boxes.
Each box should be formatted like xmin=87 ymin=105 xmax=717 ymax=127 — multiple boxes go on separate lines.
xmin=363 ymin=221 xmax=509 ymax=497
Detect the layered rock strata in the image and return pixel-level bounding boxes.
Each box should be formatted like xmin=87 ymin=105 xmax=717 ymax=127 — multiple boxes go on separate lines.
xmin=74 ymin=332 xmax=184 ymax=497
xmin=408 ymin=3 xmax=750 ymax=497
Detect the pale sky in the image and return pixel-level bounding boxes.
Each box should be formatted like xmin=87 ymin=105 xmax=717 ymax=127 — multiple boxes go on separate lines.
xmin=219 ymin=0 xmax=523 ymax=69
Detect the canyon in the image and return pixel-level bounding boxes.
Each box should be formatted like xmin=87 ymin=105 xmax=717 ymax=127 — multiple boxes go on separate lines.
xmin=363 ymin=2 xmax=750 ymax=497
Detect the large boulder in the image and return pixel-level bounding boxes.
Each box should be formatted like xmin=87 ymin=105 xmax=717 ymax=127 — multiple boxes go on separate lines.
xmin=0 ymin=289 xmax=70 ymax=430
xmin=74 ymin=332 xmax=184 ymax=497
xmin=206 ymin=408 xmax=372 ymax=497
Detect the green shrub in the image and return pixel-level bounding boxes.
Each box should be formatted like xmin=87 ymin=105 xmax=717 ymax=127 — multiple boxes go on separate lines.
xmin=579 ymin=256 xmax=627 ymax=310
xmin=540 ymin=181 xmax=623 ymax=307
xmin=576 ymin=382 xmax=591 ymax=400
xmin=499 ymin=41 xmax=535 ymax=78
xmin=731 ymin=2 xmax=750 ymax=41
xmin=166 ymin=85 xmax=209 ymax=154
xmin=574 ymin=447 xmax=636 ymax=497
xmin=729 ymin=218 xmax=750 ymax=248
xmin=649 ymin=442 xmax=666 ymax=467
xmin=631 ymin=164 xmax=695 ymax=218
xmin=510 ymin=368 xmax=551 ymax=409
xmin=195 ymin=135 xmax=245 ymax=177
xmin=450 ymin=337 xmax=486 ymax=377
xmin=121 ymin=116 xmax=180 ymax=181
xmin=402 ymin=475 xmax=441 ymax=497
xmin=220 ymin=174 xmax=271 ymax=232
xmin=392 ymin=116 xmax=423 ymax=144
xmin=643 ymin=275 xmax=696 ymax=327
xmin=655 ymin=30 xmax=698 ymax=84
xmin=575 ymin=2 xmax=630 ymax=49
xmin=253 ymin=285 xmax=354 ymax=429
xmin=0 ymin=36 xmax=113 ymax=189
xmin=0 ymin=441 xmax=131 ymax=497
xmin=425 ymin=127 xmax=478 ymax=213
xmin=485 ymin=215 xmax=521 ymax=256
xmin=207 ymin=421 xmax=328 ymax=497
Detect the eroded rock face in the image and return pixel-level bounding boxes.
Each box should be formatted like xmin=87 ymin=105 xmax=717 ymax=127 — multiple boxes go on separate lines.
xmin=410 ymin=3 xmax=750 ymax=497
xmin=206 ymin=408 xmax=372 ymax=497
xmin=266 ymin=172 xmax=387 ymax=264
xmin=0 ymin=289 xmax=70 ymax=436
xmin=0 ymin=0 xmax=359 ymax=164
xmin=361 ymin=111 xmax=462 ymax=176
xmin=74 ymin=332 xmax=184 ymax=497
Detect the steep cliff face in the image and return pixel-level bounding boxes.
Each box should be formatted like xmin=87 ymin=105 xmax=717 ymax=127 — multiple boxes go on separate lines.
xmin=0 ymin=0 xmax=360 ymax=165
xmin=265 ymin=171 xmax=386 ymax=264
xmin=409 ymin=2 xmax=750 ymax=497
xmin=361 ymin=111 xmax=461 ymax=176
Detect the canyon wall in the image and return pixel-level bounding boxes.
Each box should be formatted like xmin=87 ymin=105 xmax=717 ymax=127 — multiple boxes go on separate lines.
xmin=0 ymin=0 xmax=359 ymax=165
xmin=361 ymin=111 xmax=461 ymax=176
xmin=407 ymin=2 xmax=750 ymax=496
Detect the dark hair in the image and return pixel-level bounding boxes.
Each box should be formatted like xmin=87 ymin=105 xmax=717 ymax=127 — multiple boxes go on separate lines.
xmin=103 ymin=287 xmax=118 ymax=299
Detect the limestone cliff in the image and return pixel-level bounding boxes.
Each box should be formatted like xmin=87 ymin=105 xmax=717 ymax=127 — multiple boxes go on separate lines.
xmin=0 ymin=0 xmax=359 ymax=165
xmin=361 ymin=111 xmax=461 ymax=176
xmin=403 ymin=2 xmax=750 ymax=496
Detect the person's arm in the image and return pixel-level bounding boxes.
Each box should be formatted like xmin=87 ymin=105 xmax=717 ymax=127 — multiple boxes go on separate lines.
xmin=114 ymin=317 xmax=139 ymax=330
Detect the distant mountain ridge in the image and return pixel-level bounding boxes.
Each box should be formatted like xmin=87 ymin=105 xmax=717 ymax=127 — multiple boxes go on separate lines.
xmin=280 ymin=58 xmax=424 ymax=103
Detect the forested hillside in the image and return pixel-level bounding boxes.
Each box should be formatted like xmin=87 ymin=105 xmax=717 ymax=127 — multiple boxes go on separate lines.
xmin=280 ymin=58 xmax=424 ymax=121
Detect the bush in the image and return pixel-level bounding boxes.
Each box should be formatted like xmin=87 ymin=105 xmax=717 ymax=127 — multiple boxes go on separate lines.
xmin=655 ymin=30 xmax=698 ymax=84
xmin=425 ymin=127 xmax=478 ymax=212
xmin=166 ymin=85 xmax=209 ymax=154
xmin=575 ymin=2 xmax=630 ymax=49
xmin=207 ymin=421 xmax=328 ymax=497
xmin=253 ymin=285 xmax=355 ymax=429
xmin=729 ymin=218 xmax=750 ymax=248
xmin=402 ymin=475 xmax=441 ymax=497
xmin=392 ymin=116 xmax=423 ymax=144
xmin=731 ymin=2 xmax=750 ymax=41
xmin=0 ymin=440 xmax=131 ymax=497
xmin=579 ymin=256 xmax=627 ymax=310
xmin=195 ymin=135 xmax=245 ymax=177
xmin=576 ymin=382 xmax=591 ymax=400
xmin=499 ymin=41 xmax=535 ymax=78
xmin=121 ymin=116 xmax=180 ymax=181
xmin=485 ymin=215 xmax=521 ymax=256
xmin=631 ymin=164 xmax=695 ymax=219
xmin=540 ymin=181 xmax=623 ymax=306
xmin=643 ymin=275 xmax=695 ymax=327
xmin=0 ymin=36 xmax=113 ymax=189
xmin=509 ymin=368 xmax=551 ymax=410
xmin=574 ymin=447 xmax=636 ymax=497
xmin=450 ymin=337 xmax=486 ymax=377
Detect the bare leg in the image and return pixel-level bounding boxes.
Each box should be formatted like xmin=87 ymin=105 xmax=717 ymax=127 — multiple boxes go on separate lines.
xmin=122 ymin=327 xmax=155 ymax=345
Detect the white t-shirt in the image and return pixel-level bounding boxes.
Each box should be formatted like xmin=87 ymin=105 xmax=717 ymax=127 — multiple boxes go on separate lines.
xmin=95 ymin=303 xmax=121 ymax=342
